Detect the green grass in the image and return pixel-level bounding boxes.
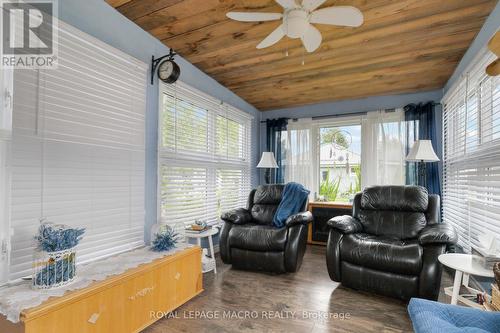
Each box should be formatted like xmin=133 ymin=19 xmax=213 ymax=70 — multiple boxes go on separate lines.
xmin=319 ymin=170 xmax=341 ymax=201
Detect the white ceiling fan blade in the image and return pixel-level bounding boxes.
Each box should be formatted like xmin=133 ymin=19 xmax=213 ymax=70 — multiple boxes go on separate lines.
xmin=302 ymin=0 xmax=327 ymax=11
xmin=226 ymin=12 xmax=282 ymax=22
xmin=275 ymin=0 xmax=298 ymax=9
xmin=301 ymin=24 xmax=322 ymax=53
xmin=257 ymin=24 xmax=285 ymax=49
xmin=310 ymin=6 xmax=364 ymax=27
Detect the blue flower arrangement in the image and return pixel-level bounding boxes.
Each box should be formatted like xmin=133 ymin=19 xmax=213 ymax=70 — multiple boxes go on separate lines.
xmin=33 ymin=222 xmax=85 ymax=288
xmin=34 ymin=252 xmax=76 ymax=287
xmin=151 ymin=225 xmax=179 ymax=252
xmin=35 ymin=222 xmax=85 ymax=252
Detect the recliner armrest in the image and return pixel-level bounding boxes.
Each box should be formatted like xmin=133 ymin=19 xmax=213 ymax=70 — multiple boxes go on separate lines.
xmin=327 ymin=215 xmax=363 ymax=234
xmin=221 ymin=208 xmax=252 ymax=225
xmin=418 ymin=224 xmax=458 ymax=245
xmin=285 ymin=211 xmax=313 ymax=227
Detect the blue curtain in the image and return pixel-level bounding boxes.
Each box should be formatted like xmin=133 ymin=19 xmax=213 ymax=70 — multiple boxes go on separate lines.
xmin=404 ymin=102 xmax=441 ymax=196
xmin=266 ymin=118 xmax=288 ymax=184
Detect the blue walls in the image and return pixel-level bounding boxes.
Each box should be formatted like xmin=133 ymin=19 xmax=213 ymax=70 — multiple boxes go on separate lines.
xmin=58 ymin=0 xmax=260 ymax=242
xmin=444 ymin=1 xmax=500 ymax=95
xmin=260 ymin=90 xmax=443 ymax=120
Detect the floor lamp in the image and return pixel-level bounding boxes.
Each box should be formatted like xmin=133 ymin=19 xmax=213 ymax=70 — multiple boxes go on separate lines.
xmin=257 ymin=152 xmax=278 ymax=184
xmin=406 ymin=140 xmax=440 ymax=189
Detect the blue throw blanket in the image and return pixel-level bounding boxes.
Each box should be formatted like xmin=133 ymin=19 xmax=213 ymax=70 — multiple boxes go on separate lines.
xmin=272 ymin=182 xmax=310 ymax=228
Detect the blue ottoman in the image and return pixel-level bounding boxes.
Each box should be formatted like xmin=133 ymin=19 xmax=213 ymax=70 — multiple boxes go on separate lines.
xmin=408 ymin=298 xmax=500 ymax=333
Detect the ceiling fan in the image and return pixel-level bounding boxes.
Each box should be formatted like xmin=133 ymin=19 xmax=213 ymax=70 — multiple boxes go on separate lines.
xmin=226 ymin=0 xmax=364 ymax=53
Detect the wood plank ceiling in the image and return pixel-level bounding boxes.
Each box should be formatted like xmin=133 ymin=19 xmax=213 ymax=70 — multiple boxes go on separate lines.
xmin=107 ymin=0 xmax=498 ymax=111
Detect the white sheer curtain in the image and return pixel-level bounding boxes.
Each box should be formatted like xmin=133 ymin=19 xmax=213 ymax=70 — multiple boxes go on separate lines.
xmin=361 ymin=109 xmax=406 ymax=188
xmin=284 ymin=119 xmax=317 ymax=197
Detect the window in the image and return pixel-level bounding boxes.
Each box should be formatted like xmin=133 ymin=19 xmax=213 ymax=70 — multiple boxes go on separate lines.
xmin=159 ymin=82 xmax=252 ymax=227
xmin=442 ymin=48 xmax=500 ymax=252
xmin=319 ymin=124 xmax=362 ymax=202
xmin=161 ymin=95 xmax=208 ymax=154
xmin=216 ymin=115 xmax=246 ymax=160
xmin=281 ymin=113 xmax=406 ymax=202
xmin=5 ymin=21 xmax=147 ymax=282
xmin=361 ymin=110 xmax=406 ymax=188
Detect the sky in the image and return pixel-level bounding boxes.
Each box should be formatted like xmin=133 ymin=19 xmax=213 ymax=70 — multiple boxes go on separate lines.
xmin=320 ymin=125 xmax=362 ymax=155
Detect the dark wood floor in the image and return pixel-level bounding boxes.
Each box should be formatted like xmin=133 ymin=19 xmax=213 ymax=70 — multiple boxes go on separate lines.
xmin=144 ymin=246 xmax=453 ymax=333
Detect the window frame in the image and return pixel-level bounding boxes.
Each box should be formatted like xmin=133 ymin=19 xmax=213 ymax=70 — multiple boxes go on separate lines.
xmin=157 ymin=81 xmax=253 ymax=227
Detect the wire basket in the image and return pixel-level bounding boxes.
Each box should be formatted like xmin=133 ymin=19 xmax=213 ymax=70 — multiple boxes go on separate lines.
xmin=32 ymin=247 xmax=77 ymax=289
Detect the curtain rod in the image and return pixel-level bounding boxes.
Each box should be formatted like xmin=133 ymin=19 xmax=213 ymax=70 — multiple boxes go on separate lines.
xmin=259 ymin=102 xmax=441 ymax=123
xmin=312 ymin=111 xmax=368 ymax=121
xmin=259 ymin=111 xmax=367 ymax=123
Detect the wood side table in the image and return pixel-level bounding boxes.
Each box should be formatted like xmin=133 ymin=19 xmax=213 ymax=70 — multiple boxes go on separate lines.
xmin=307 ymin=202 xmax=352 ymax=245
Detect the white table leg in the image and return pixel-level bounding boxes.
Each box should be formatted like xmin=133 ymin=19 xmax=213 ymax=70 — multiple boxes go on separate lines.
xmin=462 ymin=273 xmax=470 ymax=287
xmin=451 ymin=270 xmax=463 ymax=305
xmin=208 ymin=235 xmax=216 ymax=274
xmin=197 ymin=238 xmax=201 ymax=247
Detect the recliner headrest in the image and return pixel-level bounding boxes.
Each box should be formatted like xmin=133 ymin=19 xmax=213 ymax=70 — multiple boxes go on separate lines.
xmin=253 ymin=185 xmax=284 ymax=205
xmin=361 ymin=186 xmax=428 ymax=212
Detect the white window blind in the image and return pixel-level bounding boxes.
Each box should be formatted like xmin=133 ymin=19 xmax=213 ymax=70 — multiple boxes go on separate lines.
xmin=159 ymin=82 xmax=252 ymax=227
xmin=442 ymin=47 xmax=500 ymax=253
xmin=0 ymin=65 xmax=13 ymax=282
xmin=8 ymin=21 xmax=147 ymax=281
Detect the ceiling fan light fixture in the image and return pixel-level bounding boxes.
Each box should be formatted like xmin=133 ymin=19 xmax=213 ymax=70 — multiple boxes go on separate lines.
xmin=285 ymin=9 xmax=309 ymax=38
xmin=226 ymin=0 xmax=363 ymax=53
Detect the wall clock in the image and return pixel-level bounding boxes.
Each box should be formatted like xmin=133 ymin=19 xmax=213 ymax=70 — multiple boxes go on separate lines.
xmin=158 ymin=59 xmax=180 ymax=84
xmin=151 ymin=49 xmax=180 ymax=84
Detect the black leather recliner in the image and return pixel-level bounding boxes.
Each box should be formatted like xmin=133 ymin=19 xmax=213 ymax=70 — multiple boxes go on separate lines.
xmin=220 ymin=185 xmax=312 ymax=273
xmin=326 ymin=185 xmax=457 ymax=300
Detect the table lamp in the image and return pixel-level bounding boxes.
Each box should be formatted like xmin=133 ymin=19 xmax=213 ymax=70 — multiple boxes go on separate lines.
xmin=406 ymin=140 xmax=439 ymax=189
xmin=257 ymin=152 xmax=278 ymax=184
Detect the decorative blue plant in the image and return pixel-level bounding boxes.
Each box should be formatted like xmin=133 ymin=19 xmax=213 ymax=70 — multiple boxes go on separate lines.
xmin=35 ymin=253 xmax=76 ymax=286
xmin=35 ymin=222 xmax=85 ymax=252
xmin=151 ymin=226 xmax=179 ymax=252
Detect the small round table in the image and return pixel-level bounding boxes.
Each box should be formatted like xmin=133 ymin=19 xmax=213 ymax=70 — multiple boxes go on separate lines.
xmin=438 ymin=253 xmax=494 ymax=307
xmin=185 ymin=227 xmax=219 ymax=274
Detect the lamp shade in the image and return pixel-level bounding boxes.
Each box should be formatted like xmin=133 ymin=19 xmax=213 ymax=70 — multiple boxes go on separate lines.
xmin=406 ymin=140 xmax=440 ymax=162
xmin=257 ymin=152 xmax=278 ymax=168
